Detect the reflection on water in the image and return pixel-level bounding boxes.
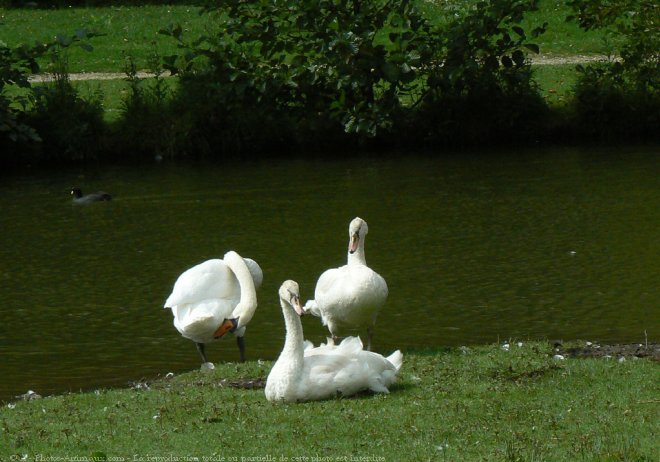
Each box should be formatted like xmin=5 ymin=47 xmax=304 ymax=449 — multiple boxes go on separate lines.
xmin=0 ymin=146 xmax=658 ymax=401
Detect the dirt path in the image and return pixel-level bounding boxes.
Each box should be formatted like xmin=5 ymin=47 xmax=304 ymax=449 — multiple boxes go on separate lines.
xmin=554 ymin=342 xmax=660 ymax=361
xmin=28 ymin=55 xmax=611 ymax=83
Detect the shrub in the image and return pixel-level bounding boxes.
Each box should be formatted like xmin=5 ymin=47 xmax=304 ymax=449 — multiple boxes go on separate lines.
xmin=160 ymin=0 xmax=434 ymax=158
xmin=109 ymin=52 xmax=181 ymax=162
xmin=159 ymin=0 xmax=550 ymax=156
xmin=28 ymin=53 xmax=106 ymax=162
xmin=0 ymin=39 xmax=46 ymax=163
xmin=567 ymin=0 xmax=659 ymax=140
xmin=408 ymin=0 xmax=549 ymax=147
xmin=0 ymin=29 xmax=108 ymax=165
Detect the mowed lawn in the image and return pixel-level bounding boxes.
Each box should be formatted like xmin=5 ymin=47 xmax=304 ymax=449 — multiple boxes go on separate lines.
xmin=0 ymin=2 xmax=618 ymax=119
xmin=0 ymin=342 xmax=657 ymax=461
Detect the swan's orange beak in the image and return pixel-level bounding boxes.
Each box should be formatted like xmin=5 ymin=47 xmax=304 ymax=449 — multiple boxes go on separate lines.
xmin=214 ymin=319 xmax=237 ymax=338
xmin=348 ymin=233 xmax=359 ymax=254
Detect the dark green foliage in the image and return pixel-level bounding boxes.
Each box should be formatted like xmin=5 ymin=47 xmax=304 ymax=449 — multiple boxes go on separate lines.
xmin=567 ymin=0 xmax=659 ymax=140
xmin=160 ymin=0 xmax=435 ymax=157
xmin=410 ymin=0 xmax=549 ymax=146
xmin=110 ymin=53 xmax=181 ymax=162
xmin=0 ymin=40 xmax=46 ymax=161
xmin=3 ymin=1 xmax=657 ymax=165
xmin=158 ymin=0 xmax=548 ymax=156
xmin=1 ymin=0 xmax=202 ymax=7
xmin=28 ymin=58 xmax=106 ymax=162
xmin=1 ymin=29 xmax=106 ymax=164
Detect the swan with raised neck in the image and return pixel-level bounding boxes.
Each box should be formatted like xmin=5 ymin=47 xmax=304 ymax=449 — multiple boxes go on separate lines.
xmin=303 ymin=217 xmax=388 ymax=350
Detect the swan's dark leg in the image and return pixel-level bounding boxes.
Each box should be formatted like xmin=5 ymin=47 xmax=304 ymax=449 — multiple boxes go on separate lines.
xmin=196 ymin=342 xmax=209 ymax=364
xmin=236 ymin=336 xmax=246 ymax=362
xmin=367 ymin=326 xmax=373 ymax=351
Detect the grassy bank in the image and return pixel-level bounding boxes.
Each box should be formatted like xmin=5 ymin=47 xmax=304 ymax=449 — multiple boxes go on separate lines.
xmin=0 ymin=1 xmax=615 ymax=74
xmin=1 ymin=342 xmax=657 ymax=461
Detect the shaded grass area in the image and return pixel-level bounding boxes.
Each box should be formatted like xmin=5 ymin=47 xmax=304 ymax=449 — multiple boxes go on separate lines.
xmin=533 ymin=63 xmax=580 ymax=105
xmin=1 ymin=342 xmax=657 ymax=460
xmin=53 ymin=62 xmax=577 ymax=126
xmin=72 ymin=77 xmax=178 ymax=123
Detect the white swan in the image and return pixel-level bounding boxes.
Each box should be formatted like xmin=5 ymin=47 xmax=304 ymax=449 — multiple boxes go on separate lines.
xmin=304 ymin=217 xmax=388 ymax=350
xmin=163 ymin=251 xmax=263 ymax=368
xmin=265 ymin=280 xmax=402 ymax=402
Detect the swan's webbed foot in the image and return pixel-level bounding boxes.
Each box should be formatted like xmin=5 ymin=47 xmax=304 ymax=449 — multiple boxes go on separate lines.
xmin=237 ymin=336 xmax=246 ymax=362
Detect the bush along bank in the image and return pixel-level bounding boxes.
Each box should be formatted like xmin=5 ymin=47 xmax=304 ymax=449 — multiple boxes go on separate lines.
xmin=1 ymin=0 xmax=658 ymax=167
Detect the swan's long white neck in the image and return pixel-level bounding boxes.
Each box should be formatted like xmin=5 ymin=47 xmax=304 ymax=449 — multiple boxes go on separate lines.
xmin=280 ymin=299 xmax=305 ymax=361
xmin=347 ymin=236 xmax=367 ymax=266
xmin=224 ymin=251 xmax=258 ymax=326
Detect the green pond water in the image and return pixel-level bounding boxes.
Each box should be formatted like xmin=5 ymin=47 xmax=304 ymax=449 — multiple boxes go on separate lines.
xmin=0 ymin=146 xmax=658 ymax=401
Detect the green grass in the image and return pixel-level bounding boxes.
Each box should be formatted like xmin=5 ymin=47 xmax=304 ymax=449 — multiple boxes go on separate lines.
xmin=416 ymin=0 xmax=619 ymax=56
xmin=1 ymin=342 xmax=657 ymax=461
xmin=0 ymin=2 xmax=618 ymax=74
xmin=0 ymin=4 xmax=213 ymax=73
xmin=533 ymin=63 xmax=580 ymax=105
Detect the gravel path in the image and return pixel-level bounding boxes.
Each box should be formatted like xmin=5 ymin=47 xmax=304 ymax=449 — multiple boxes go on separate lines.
xmin=28 ymin=55 xmax=612 ymax=83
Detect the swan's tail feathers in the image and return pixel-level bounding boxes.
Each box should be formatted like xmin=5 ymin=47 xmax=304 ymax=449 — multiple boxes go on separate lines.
xmin=303 ymin=300 xmax=321 ymax=317
xmin=386 ymin=350 xmax=403 ymax=372
xmin=368 ymin=377 xmax=391 ymax=394
xmin=376 ymin=350 xmax=403 ymax=390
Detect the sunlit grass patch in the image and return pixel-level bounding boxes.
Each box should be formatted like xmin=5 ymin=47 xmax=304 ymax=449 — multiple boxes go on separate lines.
xmin=1 ymin=342 xmax=657 ymax=460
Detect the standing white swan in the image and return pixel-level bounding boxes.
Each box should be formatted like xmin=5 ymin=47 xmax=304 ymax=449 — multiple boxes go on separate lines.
xmin=265 ymin=280 xmax=402 ymax=403
xmin=164 ymin=251 xmax=263 ymax=368
xmin=304 ymin=217 xmax=388 ymax=350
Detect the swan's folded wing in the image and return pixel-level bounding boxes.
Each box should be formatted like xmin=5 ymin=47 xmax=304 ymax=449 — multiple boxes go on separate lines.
xmin=304 ymin=353 xmax=352 ymax=380
xmin=333 ymin=336 xmax=364 ymax=355
xmin=164 ymin=259 xmax=236 ymax=307
xmin=172 ymin=299 xmax=234 ymax=341
xmin=313 ymin=266 xmax=348 ymax=301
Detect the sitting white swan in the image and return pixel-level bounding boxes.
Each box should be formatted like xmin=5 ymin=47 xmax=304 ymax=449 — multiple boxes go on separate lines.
xmin=304 ymin=217 xmax=388 ymax=350
xmin=265 ymin=280 xmax=402 ymax=403
xmin=163 ymin=251 xmax=263 ymax=368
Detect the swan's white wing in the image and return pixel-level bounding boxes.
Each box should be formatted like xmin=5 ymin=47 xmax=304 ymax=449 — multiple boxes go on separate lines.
xmin=164 ymin=259 xmax=239 ymax=307
xmin=171 ymin=299 xmax=235 ymax=343
xmin=310 ymin=265 xmax=388 ymax=334
xmin=298 ymin=338 xmax=402 ymax=399
xmin=313 ymin=266 xmax=347 ymax=302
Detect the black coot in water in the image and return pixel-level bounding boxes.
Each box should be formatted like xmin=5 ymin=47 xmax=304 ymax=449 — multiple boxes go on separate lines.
xmin=70 ymin=188 xmax=112 ymax=204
